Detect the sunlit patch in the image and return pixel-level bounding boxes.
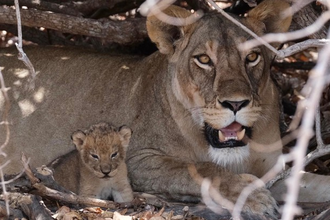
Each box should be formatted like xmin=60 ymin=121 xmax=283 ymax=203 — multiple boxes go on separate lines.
xmin=60 ymin=56 xmax=70 ymax=60
xmin=18 ymin=99 xmax=36 ymax=117
xmin=3 ymin=53 xmax=15 ymax=57
xmin=14 ymin=69 xmax=29 ymax=78
xmin=33 ymin=87 xmax=46 ymax=103
xmin=13 ymin=80 xmax=22 ymax=86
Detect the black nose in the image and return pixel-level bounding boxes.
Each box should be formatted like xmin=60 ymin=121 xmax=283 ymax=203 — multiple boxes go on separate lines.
xmin=102 ymin=171 xmax=110 ymax=176
xmin=219 ymin=100 xmax=250 ymax=114
xmin=101 ymin=167 xmax=111 ymax=176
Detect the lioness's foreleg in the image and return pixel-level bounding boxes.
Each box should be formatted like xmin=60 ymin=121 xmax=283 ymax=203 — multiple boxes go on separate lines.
xmin=128 ymin=154 xmax=278 ymax=218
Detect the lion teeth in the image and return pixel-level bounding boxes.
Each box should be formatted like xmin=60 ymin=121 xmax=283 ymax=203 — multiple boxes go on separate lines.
xmin=218 ymin=129 xmax=246 ymax=142
xmin=237 ymin=129 xmax=246 ymax=141
xmin=218 ymin=130 xmax=226 ymax=142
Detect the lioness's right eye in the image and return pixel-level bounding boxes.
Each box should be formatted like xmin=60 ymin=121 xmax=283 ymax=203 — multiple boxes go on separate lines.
xmin=196 ymin=54 xmax=211 ymax=64
xmin=91 ymin=154 xmax=99 ymax=160
xmin=193 ymin=54 xmax=213 ymax=70
xmin=245 ymin=52 xmax=261 ymax=67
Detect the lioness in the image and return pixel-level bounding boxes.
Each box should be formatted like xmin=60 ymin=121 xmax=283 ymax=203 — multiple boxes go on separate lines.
xmin=2 ymin=0 xmax=329 ymax=218
xmin=49 ymin=122 xmax=134 ymax=202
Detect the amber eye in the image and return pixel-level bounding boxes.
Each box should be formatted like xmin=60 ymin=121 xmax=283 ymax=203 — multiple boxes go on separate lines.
xmin=195 ymin=54 xmax=211 ymax=65
xmin=246 ymin=52 xmax=260 ymax=63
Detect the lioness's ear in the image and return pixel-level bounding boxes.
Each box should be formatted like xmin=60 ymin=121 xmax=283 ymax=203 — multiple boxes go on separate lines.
xmin=118 ymin=125 xmax=132 ymax=149
xmin=247 ymin=0 xmax=292 ymax=33
xmin=147 ymin=5 xmax=192 ymax=55
xmin=71 ymin=130 xmax=86 ymax=150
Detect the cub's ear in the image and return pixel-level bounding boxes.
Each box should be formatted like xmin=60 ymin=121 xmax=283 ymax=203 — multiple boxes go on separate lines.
xmin=118 ymin=125 xmax=132 ymax=149
xmin=71 ymin=130 xmax=86 ymax=150
xmin=147 ymin=5 xmax=192 ymax=55
xmin=247 ymin=0 xmax=292 ymax=33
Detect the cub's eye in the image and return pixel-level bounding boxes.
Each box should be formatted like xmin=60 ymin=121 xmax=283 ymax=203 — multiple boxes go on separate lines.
xmin=245 ymin=52 xmax=260 ymax=67
xmin=111 ymin=152 xmax=118 ymax=159
xmin=194 ymin=54 xmax=213 ymax=70
xmin=90 ymin=154 xmax=99 ymax=160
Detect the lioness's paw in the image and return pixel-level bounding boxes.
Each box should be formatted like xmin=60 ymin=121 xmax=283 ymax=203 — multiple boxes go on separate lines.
xmin=243 ymin=187 xmax=279 ymax=219
xmin=224 ymin=174 xmax=278 ymax=219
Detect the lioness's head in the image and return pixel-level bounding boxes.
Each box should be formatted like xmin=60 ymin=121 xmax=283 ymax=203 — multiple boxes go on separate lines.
xmin=147 ymin=1 xmax=291 ymax=167
xmin=72 ymin=122 xmax=132 ymax=178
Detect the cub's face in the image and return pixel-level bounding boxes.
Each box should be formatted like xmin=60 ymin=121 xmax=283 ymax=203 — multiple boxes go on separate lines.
xmin=72 ymin=123 xmax=132 ymax=178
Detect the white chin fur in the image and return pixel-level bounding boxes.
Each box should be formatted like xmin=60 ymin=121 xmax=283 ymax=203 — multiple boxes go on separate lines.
xmin=208 ymin=145 xmax=249 ymax=173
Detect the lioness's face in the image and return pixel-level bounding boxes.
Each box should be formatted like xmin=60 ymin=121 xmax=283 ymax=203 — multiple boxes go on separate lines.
xmin=170 ymin=14 xmax=277 ymax=165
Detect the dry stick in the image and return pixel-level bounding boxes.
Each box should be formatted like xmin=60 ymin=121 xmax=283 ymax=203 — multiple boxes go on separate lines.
xmin=0 ymin=71 xmax=10 ymax=157
xmin=266 ymin=110 xmax=330 ymax=190
xmin=281 ymin=33 xmax=330 ymax=220
xmin=240 ymin=11 xmax=330 ymax=55
xmin=20 ymin=155 xmax=117 ymax=209
xmin=279 ymin=39 xmax=330 ymax=57
xmin=282 ymin=0 xmax=314 ymax=18
xmin=140 ymin=0 xmax=203 ymax=26
xmin=14 ymin=0 xmax=36 ymax=90
xmin=206 ymin=0 xmax=280 ymax=55
xmin=0 ymin=68 xmax=11 ymax=217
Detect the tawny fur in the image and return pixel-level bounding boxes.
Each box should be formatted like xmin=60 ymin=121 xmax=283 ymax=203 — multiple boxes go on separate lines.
xmin=49 ymin=123 xmax=133 ymax=203
xmin=3 ymin=0 xmax=329 ymax=217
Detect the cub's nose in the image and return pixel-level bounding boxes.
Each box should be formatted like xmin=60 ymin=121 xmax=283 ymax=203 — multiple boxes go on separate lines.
xmin=101 ymin=166 xmax=111 ymax=176
xmin=102 ymin=170 xmax=111 ymax=176
xmin=219 ymin=100 xmax=250 ymax=114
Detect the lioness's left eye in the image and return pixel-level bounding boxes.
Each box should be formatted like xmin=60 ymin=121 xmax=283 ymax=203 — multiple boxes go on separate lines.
xmin=245 ymin=52 xmax=260 ymax=66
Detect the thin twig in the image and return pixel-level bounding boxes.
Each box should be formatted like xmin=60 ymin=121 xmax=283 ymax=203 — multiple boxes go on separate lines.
xmin=278 ymin=39 xmax=330 ymax=58
xmin=0 ymin=169 xmax=9 ymax=216
xmin=140 ymin=0 xmax=203 ymax=26
xmin=206 ymin=0 xmax=280 ymax=55
xmin=0 ymin=65 xmax=11 ymax=219
xmin=315 ymin=109 xmax=325 ymax=147
xmin=240 ymin=11 xmax=330 ymax=56
xmin=22 ymin=162 xmax=118 ymax=209
xmin=281 ymin=29 xmax=330 ymax=220
xmin=14 ymin=0 xmax=36 ymax=90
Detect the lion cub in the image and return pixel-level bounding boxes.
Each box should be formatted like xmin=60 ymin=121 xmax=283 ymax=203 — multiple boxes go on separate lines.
xmin=50 ymin=122 xmax=134 ymax=203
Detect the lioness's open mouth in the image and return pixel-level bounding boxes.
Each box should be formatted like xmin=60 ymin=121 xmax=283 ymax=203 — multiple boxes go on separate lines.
xmin=204 ymin=122 xmax=252 ymax=148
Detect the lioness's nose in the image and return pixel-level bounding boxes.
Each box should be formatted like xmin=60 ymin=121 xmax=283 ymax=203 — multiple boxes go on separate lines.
xmin=219 ymin=100 xmax=250 ymax=114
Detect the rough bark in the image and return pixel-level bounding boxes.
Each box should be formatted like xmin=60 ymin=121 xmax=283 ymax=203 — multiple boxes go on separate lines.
xmin=291 ymin=3 xmax=328 ymax=39
xmin=0 ymin=6 xmax=147 ymax=45
xmin=1 ymin=193 xmax=53 ymax=220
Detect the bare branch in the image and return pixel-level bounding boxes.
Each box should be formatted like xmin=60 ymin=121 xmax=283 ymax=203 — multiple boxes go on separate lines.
xmin=278 ymin=39 xmax=330 ymax=57
xmin=21 ymin=155 xmax=118 ymax=209
xmin=140 ymin=0 xmax=203 ymax=26
xmin=206 ymin=0 xmax=280 ymax=55
xmin=0 ymin=6 xmax=147 ymax=45
xmin=240 ymin=11 xmax=330 ymax=54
